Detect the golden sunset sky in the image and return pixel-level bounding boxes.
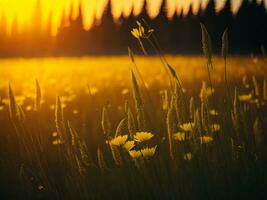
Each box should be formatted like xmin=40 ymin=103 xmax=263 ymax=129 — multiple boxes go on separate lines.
xmin=0 ymin=0 xmax=265 ymax=36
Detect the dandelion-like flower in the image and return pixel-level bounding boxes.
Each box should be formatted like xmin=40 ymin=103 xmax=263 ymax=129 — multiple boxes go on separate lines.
xmin=141 ymin=146 xmax=157 ymax=157
xmin=174 ymin=132 xmax=186 ymax=141
xmin=180 ymin=122 xmax=194 ymax=132
xmin=200 ymin=136 xmax=213 ymax=144
xmin=210 ymin=124 xmax=221 ymax=132
xmin=110 ymin=135 xmax=128 ymax=146
xmin=123 ymin=140 xmax=135 ymax=151
xmin=134 ymin=132 xmax=154 ymax=142
xmin=129 ymin=150 xmax=142 ymax=159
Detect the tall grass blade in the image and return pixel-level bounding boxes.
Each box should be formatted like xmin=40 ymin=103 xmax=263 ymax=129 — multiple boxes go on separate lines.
xmin=200 ymin=23 xmax=213 ymax=69
xmin=115 ymin=118 xmax=127 ymax=137
xmin=131 ymin=71 xmax=146 ymax=131
xmin=97 ymin=148 xmax=107 ymax=173
xmin=101 ymin=107 xmax=111 ymax=137
xmin=127 ymin=107 xmax=137 ymax=139
xmin=167 ymin=95 xmax=175 ymax=160
xmin=35 ymin=79 xmax=41 ymax=112
xmin=55 ymin=96 xmax=66 ymax=139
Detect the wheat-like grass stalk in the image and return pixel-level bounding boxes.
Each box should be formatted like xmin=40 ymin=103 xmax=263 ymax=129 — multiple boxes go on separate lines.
xmin=101 ymin=107 xmax=111 ymax=138
xmin=167 ymin=95 xmax=175 ymax=160
xmin=67 ymin=121 xmax=93 ymax=167
xmin=200 ymin=23 xmax=213 ymax=69
xmin=110 ymin=144 xmax=123 ymax=166
xmin=55 ymin=96 xmax=66 ymax=139
xmin=222 ymin=28 xmax=229 ymax=61
xmin=8 ymin=84 xmax=25 ymax=123
xmin=232 ymin=88 xmax=241 ymax=139
xmin=189 ymin=97 xmax=195 ymax=121
xmin=8 ymin=84 xmax=17 ymax=121
xmin=101 ymin=108 xmax=123 ymax=165
xmin=128 ymin=47 xmax=135 ymax=63
xmin=115 ymin=118 xmax=127 ymax=137
xmin=35 ymin=79 xmax=41 ymax=112
xmin=97 ymin=148 xmax=107 ymax=173
xmin=201 ymin=101 xmax=209 ymax=134
xmin=127 ymin=107 xmax=136 ymax=139
xmin=174 ymin=82 xmax=187 ymax=124
xmin=131 ymin=71 xmax=146 ymax=131
xmin=222 ymin=28 xmax=231 ymax=99
xmin=194 ymin=109 xmax=202 ymax=135
xmin=16 ymin=104 xmax=25 ymax=123
xmin=252 ymin=76 xmax=260 ymax=97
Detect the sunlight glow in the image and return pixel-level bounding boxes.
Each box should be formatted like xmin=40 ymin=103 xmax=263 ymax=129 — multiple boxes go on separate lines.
xmin=0 ymin=0 xmax=266 ymax=36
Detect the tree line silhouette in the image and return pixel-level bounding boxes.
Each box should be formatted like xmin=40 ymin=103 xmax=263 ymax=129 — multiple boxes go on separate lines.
xmin=0 ymin=0 xmax=266 ymax=57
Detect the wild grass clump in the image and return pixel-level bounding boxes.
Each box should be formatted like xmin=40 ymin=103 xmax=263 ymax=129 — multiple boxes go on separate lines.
xmin=0 ymin=21 xmax=267 ymax=200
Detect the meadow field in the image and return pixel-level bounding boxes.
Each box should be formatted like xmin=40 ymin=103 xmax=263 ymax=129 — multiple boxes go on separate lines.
xmin=0 ymin=54 xmax=267 ymax=199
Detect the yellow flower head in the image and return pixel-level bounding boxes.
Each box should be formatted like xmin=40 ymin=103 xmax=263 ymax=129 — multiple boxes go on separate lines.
xmin=180 ymin=122 xmax=194 ymax=132
xmin=210 ymin=124 xmax=221 ymax=132
xmin=131 ymin=28 xmax=141 ymax=39
xmin=206 ymin=87 xmax=215 ymax=96
xmin=200 ymin=136 xmax=213 ymax=144
xmin=129 ymin=150 xmax=142 ymax=159
xmin=123 ymin=140 xmax=135 ymax=151
xmin=200 ymin=81 xmax=214 ymax=101
xmin=141 ymin=146 xmax=157 ymax=157
xmin=174 ymin=132 xmax=186 ymax=141
xmin=134 ymin=132 xmax=154 ymax=142
xmin=110 ymin=135 xmax=128 ymax=146
xmin=209 ymin=109 xmax=219 ymax=116
xmin=184 ymin=153 xmax=192 ymax=161
xmin=131 ymin=21 xmax=153 ymax=39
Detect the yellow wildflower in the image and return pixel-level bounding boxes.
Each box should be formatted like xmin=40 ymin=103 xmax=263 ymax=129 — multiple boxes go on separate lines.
xmin=134 ymin=132 xmax=154 ymax=142
xmin=184 ymin=153 xmax=192 ymax=161
xmin=210 ymin=124 xmax=221 ymax=132
xmin=123 ymin=140 xmax=135 ymax=151
xmin=110 ymin=135 xmax=128 ymax=146
xmin=129 ymin=150 xmax=142 ymax=159
xmin=141 ymin=146 xmax=157 ymax=157
xmin=174 ymin=132 xmax=186 ymax=141
xmin=200 ymin=136 xmax=213 ymax=144
xmin=52 ymin=132 xmax=58 ymax=137
xmin=180 ymin=122 xmax=194 ymax=132
xmin=209 ymin=109 xmax=219 ymax=116
xmin=131 ymin=28 xmax=140 ymax=39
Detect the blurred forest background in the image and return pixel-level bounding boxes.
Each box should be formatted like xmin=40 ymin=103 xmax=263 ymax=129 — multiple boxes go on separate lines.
xmin=0 ymin=0 xmax=266 ymax=57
